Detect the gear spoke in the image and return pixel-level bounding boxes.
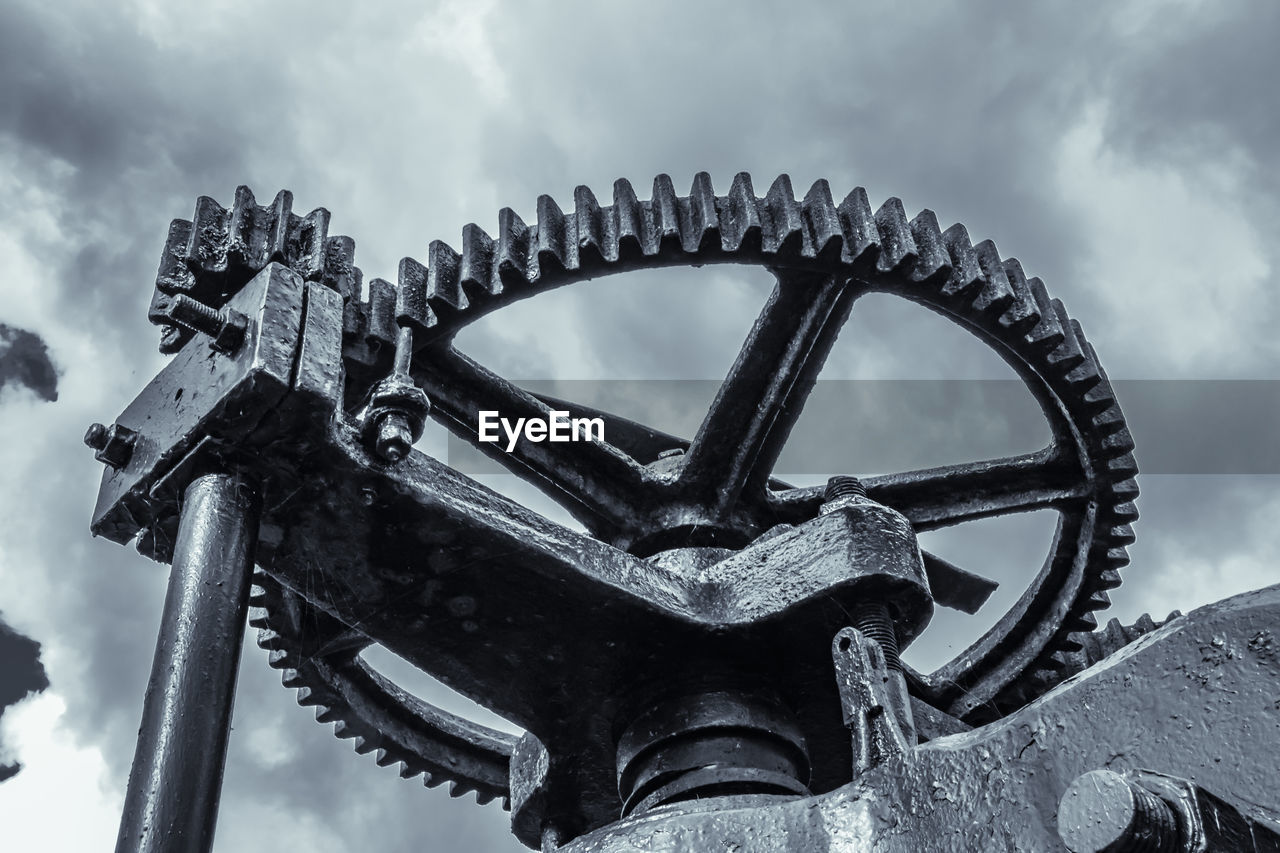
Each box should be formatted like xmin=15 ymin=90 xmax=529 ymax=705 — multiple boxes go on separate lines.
xmin=413 ymin=347 xmax=653 ymax=532
xmin=766 ymin=447 xmax=1084 ymax=530
xmin=922 ymin=552 xmax=1001 ymax=615
xmin=679 ymin=269 xmax=852 ymax=513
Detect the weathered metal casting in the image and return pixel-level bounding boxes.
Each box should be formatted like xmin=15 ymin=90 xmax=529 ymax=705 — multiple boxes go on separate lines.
xmin=114 ymin=472 xmax=260 ymax=853
xmin=85 ymin=175 xmax=1277 ymax=851
xmin=550 ymin=587 xmax=1280 ymax=851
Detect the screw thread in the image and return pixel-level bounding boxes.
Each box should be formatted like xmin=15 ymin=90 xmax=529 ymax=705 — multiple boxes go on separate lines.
xmin=824 ymin=476 xmax=867 ymax=502
xmin=168 ymin=295 xmax=225 ymax=336
xmin=852 ymin=601 xmax=901 ymax=672
xmin=1116 ymin=786 xmax=1180 ymax=853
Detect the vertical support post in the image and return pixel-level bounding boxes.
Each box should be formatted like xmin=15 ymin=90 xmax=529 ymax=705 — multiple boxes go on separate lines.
xmin=115 ymin=472 xmax=261 ymax=853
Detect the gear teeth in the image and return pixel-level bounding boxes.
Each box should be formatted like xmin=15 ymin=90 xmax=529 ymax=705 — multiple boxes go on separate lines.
xmin=322 ymin=235 xmax=362 ymax=304
xmin=266 ymin=190 xmax=295 ymax=264
xmin=1107 ymin=500 xmax=1139 ymax=523
xmin=997 ymin=258 xmax=1040 ymax=334
xmin=873 ymin=197 xmax=917 ymax=273
xmin=971 ymin=240 xmax=1014 ymax=314
xmin=1064 ymin=360 xmax=1103 ymax=395
xmin=1080 ymin=345 xmax=1118 ymax=417
xmin=366 ymin=278 xmax=399 ymax=347
xmin=1100 ymin=428 xmax=1136 ymax=458
xmin=459 ymin=224 xmax=498 ymax=299
xmin=1062 ymin=321 xmax=1102 ymax=394
xmin=1024 ymin=276 xmax=1065 ymax=351
xmin=257 ymin=628 xmax=286 ymax=651
xmin=907 ymin=209 xmax=951 ymax=283
xmin=721 ymin=172 xmax=762 ymax=253
xmin=1108 ymin=524 xmax=1136 ymax=545
xmin=613 ymin=178 xmax=647 ymax=258
xmin=225 ymin=186 xmax=261 ymax=269
xmin=475 ymin=790 xmax=498 ymax=806
xmin=1055 ymin=636 xmax=1085 ymax=654
xmin=316 ymin=706 xmax=342 ymax=724
xmin=1086 ymin=590 xmax=1112 ymax=610
xmin=156 ymin=219 xmax=197 ymax=294
xmin=353 ymin=736 xmax=379 ymax=755
xmin=449 ymin=781 xmax=473 ymax=798
xmin=333 ymin=720 xmax=355 ymax=738
xmin=375 ymin=748 xmax=398 ymax=767
xmin=149 ymin=290 xmax=192 ymax=354
xmin=573 ymin=185 xmax=608 ymax=266
xmin=684 ymin=172 xmax=719 ymax=253
xmin=1091 ymin=405 xmax=1126 ymax=437
xmin=281 ymin=669 xmax=307 ymax=689
xmin=248 ymin=611 xmax=270 ymax=630
xmin=650 ymin=174 xmax=682 ymax=254
xmin=1065 ymin=610 xmax=1098 ymax=632
xmin=1106 ymin=452 xmax=1139 ymax=479
xmin=396 ymin=256 xmax=435 ymax=331
xmin=424 ymin=774 xmax=446 ymax=789
xmin=1045 ymin=299 xmax=1085 ymax=371
xmin=496 ymin=207 xmax=531 ymax=285
xmin=295 ymin=686 xmax=320 ymax=706
xmin=427 ymin=240 xmax=468 ymax=315
xmin=837 ymin=186 xmax=878 ymax=266
xmin=1104 ymin=545 xmax=1131 ymax=564
xmin=762 ymin=174 xmax=803 ymax=256
xmin=800 ymin=179 xmax=844 ymax=261
xmin=535 ymin=194 xmax=576 ymax=274
xmin=940 ymin=224 xmax=984 ymax=298
xmin=1097 ymin=568 xmax=1123 ymax=589
xmin=291 ymin=207 xmax=330 ymax=281
xmin=189 ymin=196 xmax=231 ymax=276
xmin=399 ymin=762 xmax=419 ymax=780
xmin=1109 ymin=477 xmax=1140 ymax=501
xmin=266 ymin=648 xmax=291 ymax=668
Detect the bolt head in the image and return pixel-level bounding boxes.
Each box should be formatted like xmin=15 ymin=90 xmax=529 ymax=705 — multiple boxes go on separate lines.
xmin=1058 ymin=770 xmax=1178 ymax=853
xmin=375 ymin=414 xmax=414 ymax=463
xmin=85 ymin=423 xmax=137 ymax=469
xmin=210 ymin=309 xmax=248 ymax=354
xmin=84 ymin=423 xmax=108 ymax=450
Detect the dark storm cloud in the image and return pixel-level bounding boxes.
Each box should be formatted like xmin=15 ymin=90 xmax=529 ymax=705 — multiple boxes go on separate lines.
xmin=0 ymin=616 xmax=50 ymax=783
xmin=3 ymin=1 xmax=1277 ymax=850
xmin=0 ymin=324 xmax=58 ymax=401
xmin=1104 ymin=2 xmax=1280 ymax=194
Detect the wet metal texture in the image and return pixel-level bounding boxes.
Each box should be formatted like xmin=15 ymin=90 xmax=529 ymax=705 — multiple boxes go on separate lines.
xmin=85 ymin=176 xmax=1279 ymax=851
xmin=554 ymin=586 xmax=1280 ymax=852
xmin=115 ymin=473 xmax=260 ymax=853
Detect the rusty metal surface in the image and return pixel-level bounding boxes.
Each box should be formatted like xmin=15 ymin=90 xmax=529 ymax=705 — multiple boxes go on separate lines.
xmin=553 ymin=585 xmax=1280 ymax=852
xmin=86 ymin=175 xmax=1187 ymax=851
xmin=114 ymin=473 xmax=260 ymax=853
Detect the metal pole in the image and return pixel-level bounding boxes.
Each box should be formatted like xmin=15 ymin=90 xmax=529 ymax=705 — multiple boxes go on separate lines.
xmin=116 ymin=472 xmax=261 ymax=853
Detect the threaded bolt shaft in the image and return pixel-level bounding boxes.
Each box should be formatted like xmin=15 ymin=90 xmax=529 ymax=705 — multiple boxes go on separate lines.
xmin=852 ymin=601 xmax=901 ymax=672
xmin=167 ymin=295 xmax=226 ymax=337
xmin=824 ymin=475 xmax=867 ymax=502
xmin=1058 ymin=769 xmax=1183 ymax=853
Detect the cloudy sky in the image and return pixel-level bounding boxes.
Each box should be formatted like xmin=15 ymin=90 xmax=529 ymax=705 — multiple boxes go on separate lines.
xmin=0 ymin=0 xmax=1277 ymax=850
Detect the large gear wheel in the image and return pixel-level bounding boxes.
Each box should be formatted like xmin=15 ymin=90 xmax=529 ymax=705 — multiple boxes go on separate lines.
xmin=225 ymin=172 xmax=1136 ymax=812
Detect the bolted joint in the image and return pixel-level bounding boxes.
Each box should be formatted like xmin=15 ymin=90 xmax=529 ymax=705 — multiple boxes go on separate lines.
xmin=360 ymin=374 xmax=431 ymax=464
xmin=1058 ymin=769 xmax=1187 ymax=853
xmin=162 ymin=294 xmax=249 ymax=354
xmin=84 ymin=422 xmax=138 ymax=470
xmin=823 ymin=475 xmax=867 ymax=508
